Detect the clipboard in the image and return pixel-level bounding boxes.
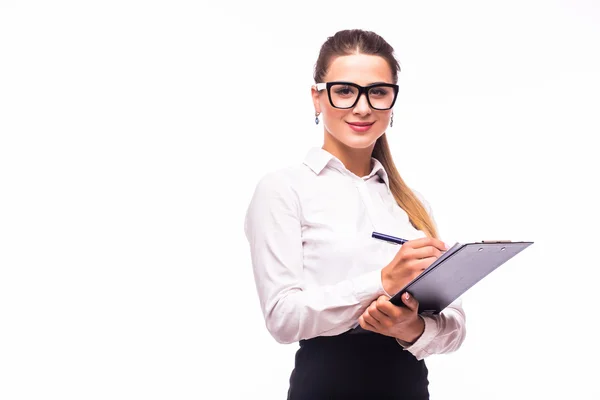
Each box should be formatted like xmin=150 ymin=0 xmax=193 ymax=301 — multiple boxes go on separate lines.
xmin=389 ymin=240 xmax=534 ymax=314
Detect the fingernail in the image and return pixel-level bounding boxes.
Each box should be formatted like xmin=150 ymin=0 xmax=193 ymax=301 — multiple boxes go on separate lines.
xmin=444 ymin=242 xmax=450 ymax=250
xmin=405 ymin=292 xmax=410 ymax=300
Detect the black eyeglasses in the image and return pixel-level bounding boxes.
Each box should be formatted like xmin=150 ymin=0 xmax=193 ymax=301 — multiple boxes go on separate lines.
xmin=314 ymin=81 xmax=399 ymax=110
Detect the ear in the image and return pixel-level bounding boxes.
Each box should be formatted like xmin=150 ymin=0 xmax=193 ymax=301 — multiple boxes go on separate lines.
xmin=311 ymin=85 xmax=322 ymax=114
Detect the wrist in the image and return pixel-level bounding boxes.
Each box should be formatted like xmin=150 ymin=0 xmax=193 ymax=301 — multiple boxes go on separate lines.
xmin=398 ymin=315 xmax=425 ymax=344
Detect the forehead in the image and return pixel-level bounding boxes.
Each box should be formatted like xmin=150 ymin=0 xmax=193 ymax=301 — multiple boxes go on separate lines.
xmin=324 ymin=54 xmax=393 ymax=85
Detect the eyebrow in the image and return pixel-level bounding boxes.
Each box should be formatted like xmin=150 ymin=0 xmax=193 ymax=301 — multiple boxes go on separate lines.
xmin=333 ymin=81 xmax=392 ymax=86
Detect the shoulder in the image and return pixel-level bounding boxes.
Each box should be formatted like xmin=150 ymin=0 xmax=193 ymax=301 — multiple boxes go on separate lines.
xmin=244 ymin=165 xmax=307 ymax=235
xmin=252 ymin=164 xmax=307 ymax=196
xmin=247 ymin=163 xmax=310 ymax=210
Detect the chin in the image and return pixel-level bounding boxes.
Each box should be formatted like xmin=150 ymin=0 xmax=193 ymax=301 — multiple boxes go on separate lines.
xmin=325 ymin=122 xmax=385 ymax=150
xmin=339 ymin=132 xmax=383 ymax=150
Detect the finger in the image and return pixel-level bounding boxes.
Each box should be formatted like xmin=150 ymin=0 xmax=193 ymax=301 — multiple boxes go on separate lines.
xmin=409 ymin=245 xmax=444 ymax=260
xmin=368 ymin=303 xmax=388 ymax=324
xmin=398 ymin=257 xmax=437 ymax=281
xmin=401 ymin=292 xmax=419 ymax=313
xmin=359 ymin=314 xmax=378 ymax=332
xmin=363 ymin=307 xmax=381 ymax=327
xmin=406 ymin=237 xmax=447 ymax=252
xmin=365 ymin=300 xmax=379 ymax=321
xmin=376 ymin=296 xmax=401 ymax=319
xmin=414 ymin=256 xmax=438 ymax=271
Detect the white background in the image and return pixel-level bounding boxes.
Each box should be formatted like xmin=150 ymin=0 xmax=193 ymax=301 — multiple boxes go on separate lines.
xmin=1 ymin=0 xmax=599 ymax=399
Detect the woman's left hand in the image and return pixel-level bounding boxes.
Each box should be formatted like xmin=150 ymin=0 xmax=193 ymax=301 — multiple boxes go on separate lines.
xmin=358 ymin=293 xmax=425 ymax=344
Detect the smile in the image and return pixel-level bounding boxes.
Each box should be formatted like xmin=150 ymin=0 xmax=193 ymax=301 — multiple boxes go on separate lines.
xmin=346 ymin=121 xmax=375 ymax=132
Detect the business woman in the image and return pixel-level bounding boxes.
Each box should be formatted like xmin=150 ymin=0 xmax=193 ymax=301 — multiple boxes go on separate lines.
xmin=244 ymin=29 xmax=466 ymax=399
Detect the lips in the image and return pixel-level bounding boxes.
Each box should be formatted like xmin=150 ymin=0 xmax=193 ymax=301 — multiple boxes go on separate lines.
xmin=347 ymin=121 xmax=375 ymax=126
xmin=347 ymin=121 xmax=375 ymax=132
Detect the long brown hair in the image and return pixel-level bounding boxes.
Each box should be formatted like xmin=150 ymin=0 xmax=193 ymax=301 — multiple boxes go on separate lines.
xmin=314 ymin=29 xmax=438 ymax=239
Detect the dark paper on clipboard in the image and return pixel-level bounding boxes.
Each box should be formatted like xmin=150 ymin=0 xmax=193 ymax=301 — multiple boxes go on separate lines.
xmin=389 ymin=240 xmax=534 ymax=314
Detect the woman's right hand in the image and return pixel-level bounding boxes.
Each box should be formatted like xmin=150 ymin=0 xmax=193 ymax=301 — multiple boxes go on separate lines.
xmin=381 ymin=237 xmax=448 ymax=295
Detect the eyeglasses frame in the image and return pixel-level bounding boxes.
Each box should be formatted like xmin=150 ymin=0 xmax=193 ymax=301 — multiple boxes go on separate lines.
xmin=314 ymin=81 xmax=399 ymax=110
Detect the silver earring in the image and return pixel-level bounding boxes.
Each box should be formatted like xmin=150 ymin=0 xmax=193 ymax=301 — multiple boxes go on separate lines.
xmin=390 ymin=112 xmax=394 ymax=127
xmin=315 ymin=112 xmax=320 ymax=125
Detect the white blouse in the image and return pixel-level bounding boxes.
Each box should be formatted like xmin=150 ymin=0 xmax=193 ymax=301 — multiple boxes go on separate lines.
xmin=244 ymin=147 xmax=466 ymax=360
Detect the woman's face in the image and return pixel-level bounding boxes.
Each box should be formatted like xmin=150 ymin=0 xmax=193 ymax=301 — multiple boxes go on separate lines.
xmin=312 ymin=54 xmax=395 ymax=150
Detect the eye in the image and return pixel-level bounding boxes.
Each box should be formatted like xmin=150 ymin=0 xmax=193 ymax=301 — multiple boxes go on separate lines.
xmin=369 ymin=87 xmax=389 ymax=97
xmin=334 ymin=85 xmax=356 ymax=97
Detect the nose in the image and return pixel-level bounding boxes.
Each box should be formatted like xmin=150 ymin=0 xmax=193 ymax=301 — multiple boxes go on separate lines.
xmin=352 ymin=93 xmax=371 ymax=116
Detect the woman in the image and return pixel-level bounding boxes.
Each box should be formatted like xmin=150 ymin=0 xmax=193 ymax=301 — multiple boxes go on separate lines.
xmin=244 ymin=29 xmax=466 ymax=399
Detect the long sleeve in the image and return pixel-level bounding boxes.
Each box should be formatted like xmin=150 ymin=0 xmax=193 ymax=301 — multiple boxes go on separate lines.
xmin=244 ymin=172 xmax=388 ymax=344
xmin=396 ymin=298 xmax=467 ymax=360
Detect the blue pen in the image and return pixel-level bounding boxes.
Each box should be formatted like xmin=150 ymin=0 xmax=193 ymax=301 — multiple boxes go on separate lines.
xmin=372 ymin=231 xmax=408 ymax=245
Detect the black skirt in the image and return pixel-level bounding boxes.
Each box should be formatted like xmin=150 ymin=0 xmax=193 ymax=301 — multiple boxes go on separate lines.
xmin=287 ymin=330 xmax=429 ymax=399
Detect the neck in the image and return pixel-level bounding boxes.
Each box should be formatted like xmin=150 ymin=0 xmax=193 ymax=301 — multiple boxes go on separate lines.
xmin=322 ymin=134 xmax=375 ymax=177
